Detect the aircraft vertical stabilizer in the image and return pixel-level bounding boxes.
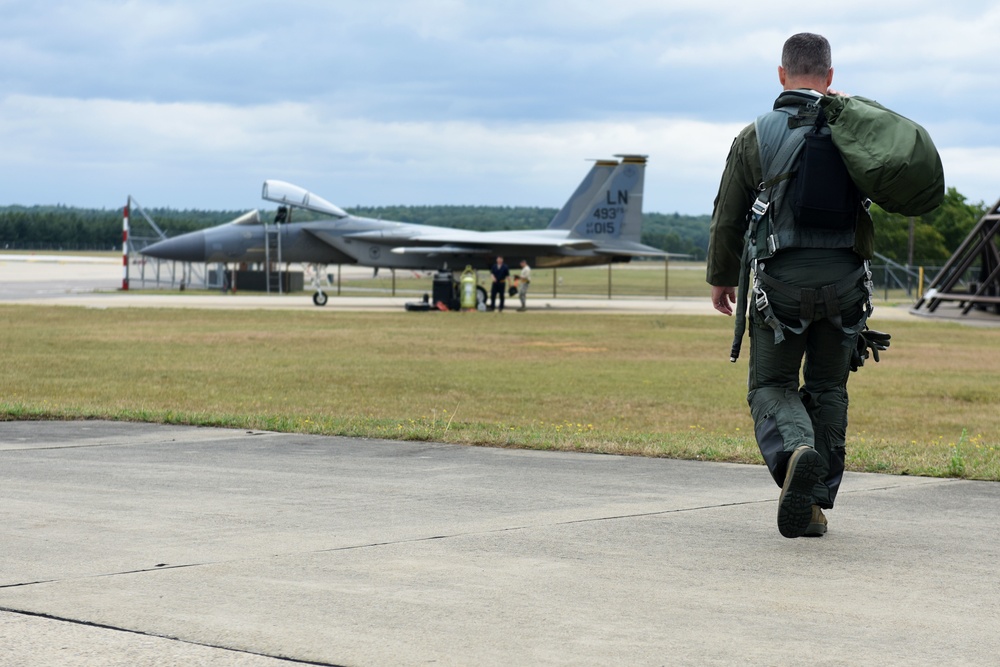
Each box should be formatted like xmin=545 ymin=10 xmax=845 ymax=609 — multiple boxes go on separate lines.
xmin=569 ymin=155 xmax=646 ymax=243
xmin=546 ymin=160 xmax=619 ymax=230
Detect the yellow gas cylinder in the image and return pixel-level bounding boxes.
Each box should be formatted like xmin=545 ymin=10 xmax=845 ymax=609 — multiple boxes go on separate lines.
xmin=460 ymin=266 xmax=477 ymax=310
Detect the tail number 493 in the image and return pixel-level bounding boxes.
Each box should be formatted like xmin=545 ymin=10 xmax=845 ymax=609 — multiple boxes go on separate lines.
xmin=586 ymin=207 xmax=619 ymax=235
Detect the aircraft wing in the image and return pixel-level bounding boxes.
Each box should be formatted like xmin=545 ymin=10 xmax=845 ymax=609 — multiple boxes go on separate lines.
xmin=304 ymin=224 xmax=601 ymax=256
xmin=303 ymin=223 xmax=668 ymax=260
xmin=383 ymin=229 xmax=599 ymax=252
xmin=387 ymin=245 xmax=493 ymax=256
xmin=595 ymin=240 xmax=673 ymax=258
xmin=382 ymin=229 xmax=669 ymax=259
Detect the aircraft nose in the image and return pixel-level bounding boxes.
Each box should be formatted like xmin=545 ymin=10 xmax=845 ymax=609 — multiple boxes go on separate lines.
xmin=140 ymin=231 xmax=207 ymax=262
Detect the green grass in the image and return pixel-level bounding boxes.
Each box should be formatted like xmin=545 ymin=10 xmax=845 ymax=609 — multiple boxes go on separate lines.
xmin=1 ymin=305 xmax=997 ymax=480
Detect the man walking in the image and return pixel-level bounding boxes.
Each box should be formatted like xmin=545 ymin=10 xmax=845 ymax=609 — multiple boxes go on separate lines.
xmin=707 ymin=33 xmax=875 ymax=538
xmin=516 ymin=259 xmax=531 ymax=311
xmin=489 ymin=255 xmax=510 ymax=312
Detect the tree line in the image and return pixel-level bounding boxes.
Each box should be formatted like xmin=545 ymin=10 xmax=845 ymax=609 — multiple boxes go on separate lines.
xmin=0 ymin=188 xmax=988 ymax=265
xmin=869 ymin=187 xmax=988 ymax=265
xmin=0 ymin=206 xmax=247 ymax=251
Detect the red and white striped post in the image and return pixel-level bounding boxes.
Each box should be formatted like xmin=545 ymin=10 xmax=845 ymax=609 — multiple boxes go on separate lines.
xmin=122 ymin=201 xmax=130 ymax=291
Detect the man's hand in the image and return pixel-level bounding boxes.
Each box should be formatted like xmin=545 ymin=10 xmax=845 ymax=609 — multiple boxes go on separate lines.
xmin=711 ymin=285 xmax=737 ymax=316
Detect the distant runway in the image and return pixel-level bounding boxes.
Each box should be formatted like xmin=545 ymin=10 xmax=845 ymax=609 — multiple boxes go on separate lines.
xmin=0 ymin=253 xmax=122 ymax=301
xmin=0 ymin=252 xmax=945 ymax=322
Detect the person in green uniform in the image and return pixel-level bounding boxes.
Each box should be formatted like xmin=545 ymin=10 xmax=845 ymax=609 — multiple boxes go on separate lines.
xmin=707 ymin=32 xmax=875 ymax=539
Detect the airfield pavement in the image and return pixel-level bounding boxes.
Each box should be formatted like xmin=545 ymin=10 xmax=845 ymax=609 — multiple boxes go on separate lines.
xmin=2 ymin=254 xmax=999 ymax=666
xmin=2 ymin=420 xmax=999 ymax=666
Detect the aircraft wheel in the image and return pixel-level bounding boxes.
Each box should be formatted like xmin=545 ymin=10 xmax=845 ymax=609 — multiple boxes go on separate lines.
xmin=313 ymin=291 xmax=328 ymax=307
xmin=476 ymin=286 xmax=487 ymax=306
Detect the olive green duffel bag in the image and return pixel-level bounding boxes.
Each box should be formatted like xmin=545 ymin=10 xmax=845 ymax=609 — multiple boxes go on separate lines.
xmin=821 ymin=95 xmax=945 ymax=216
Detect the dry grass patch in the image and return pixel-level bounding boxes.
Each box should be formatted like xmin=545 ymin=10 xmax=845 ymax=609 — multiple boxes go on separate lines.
xmin=1 ymin=305 xmax=997 ymax=480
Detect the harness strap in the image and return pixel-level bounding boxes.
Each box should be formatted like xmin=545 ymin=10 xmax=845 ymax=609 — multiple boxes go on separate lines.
xmin=730 ymin=237 xmax=752 ymax=362
xmin=821 ymin=284 xmax=842 ymax=331
xmin=757 ymin=265 xmax=865 ymax=301
xmin=799 ymin=288 xmax=816 ymax=321
xmin=754 ymin=265 xmax=868 ymax=340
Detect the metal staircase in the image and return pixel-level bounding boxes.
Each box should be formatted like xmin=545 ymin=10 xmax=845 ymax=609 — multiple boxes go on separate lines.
xmin=913 ymin=198 xmax=1000 ymax=316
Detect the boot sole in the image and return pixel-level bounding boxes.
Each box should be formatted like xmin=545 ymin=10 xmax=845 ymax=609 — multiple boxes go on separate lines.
xmin=777 ymin=447 xmax=822 ymax=538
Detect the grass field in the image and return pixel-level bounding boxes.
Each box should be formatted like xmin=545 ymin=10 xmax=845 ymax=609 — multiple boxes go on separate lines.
xmin=1 ymin=304 xmax=997 ymax=480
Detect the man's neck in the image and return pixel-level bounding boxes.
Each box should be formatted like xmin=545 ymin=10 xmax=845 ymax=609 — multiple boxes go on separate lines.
xmin=783 ymin=78 xmax=828 ymax=94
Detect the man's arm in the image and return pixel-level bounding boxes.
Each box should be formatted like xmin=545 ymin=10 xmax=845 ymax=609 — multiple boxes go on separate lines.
xmin=706 ymin=124 xmax=758 ymax=314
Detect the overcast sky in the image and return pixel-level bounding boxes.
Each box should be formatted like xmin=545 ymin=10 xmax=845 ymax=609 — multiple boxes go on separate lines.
xmin=2 ymin=1 xmax=998 ymax=215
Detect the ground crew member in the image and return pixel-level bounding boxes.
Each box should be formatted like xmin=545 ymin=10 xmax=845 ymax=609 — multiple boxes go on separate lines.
xmin=489 ymin=255 xmax=510 ymax=312
xmin=707 ymin=33 xmax=875 ymax=538
xmin=517 ymin=259 xmax=531 ymax=311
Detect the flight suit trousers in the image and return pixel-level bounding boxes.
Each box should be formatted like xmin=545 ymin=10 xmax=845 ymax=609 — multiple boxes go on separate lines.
xmin=745 ymin=257 xmax=866 ymax=509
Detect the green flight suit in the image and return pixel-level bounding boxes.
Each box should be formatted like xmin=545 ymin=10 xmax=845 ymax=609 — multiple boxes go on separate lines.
xmin=707 ymin=90 xmax=875 ymax=509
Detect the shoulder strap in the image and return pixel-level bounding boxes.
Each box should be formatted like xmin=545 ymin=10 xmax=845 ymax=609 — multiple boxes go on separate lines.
xmin=731 ymin=112 xmax=809 ymax=362
xmin=754 ymin=109 xmax=811 ymax=201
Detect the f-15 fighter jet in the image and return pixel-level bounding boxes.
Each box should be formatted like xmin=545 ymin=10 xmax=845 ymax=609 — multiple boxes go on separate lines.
xmin=141 ymin=155 xmax=666 ymax=305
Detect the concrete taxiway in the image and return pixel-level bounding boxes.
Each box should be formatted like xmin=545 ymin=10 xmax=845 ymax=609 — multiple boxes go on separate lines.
xmin=1 ymin=420 xmax=998 ymax=666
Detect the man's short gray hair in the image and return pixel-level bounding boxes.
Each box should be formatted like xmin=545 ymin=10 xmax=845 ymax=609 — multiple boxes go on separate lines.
xmin=781 ymin=33 xmax=831 ymax=78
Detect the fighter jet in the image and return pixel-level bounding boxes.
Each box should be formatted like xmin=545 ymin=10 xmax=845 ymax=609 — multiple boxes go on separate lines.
xmin=141 ymin=155 xmax=666 ymax=305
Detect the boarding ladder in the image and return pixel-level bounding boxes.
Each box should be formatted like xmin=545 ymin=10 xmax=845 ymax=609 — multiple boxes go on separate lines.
xmin=264 ymin=221 xmax=283 ymax=294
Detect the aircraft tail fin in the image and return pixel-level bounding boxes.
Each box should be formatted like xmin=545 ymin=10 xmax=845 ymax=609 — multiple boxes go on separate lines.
xmin=546 ymin=160 xmax=620 ymax=230
xmin=569 ymin=155 xmax=646 ymax=243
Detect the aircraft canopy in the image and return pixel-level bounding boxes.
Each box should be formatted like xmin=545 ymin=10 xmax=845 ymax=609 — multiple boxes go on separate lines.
xmin=262 ymin=180 xmax=348 ymax=218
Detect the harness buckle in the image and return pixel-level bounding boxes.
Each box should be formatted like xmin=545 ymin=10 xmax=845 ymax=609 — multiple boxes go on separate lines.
xmin=766 ymin=234 xmax=779 ymax=255
xmin=751 ymin=199 xmax=769 ymax=218
xmin=863 ymin=259 xmax=875 ymax=315
xmin=754 ymin=287 xmax=770 ymax=313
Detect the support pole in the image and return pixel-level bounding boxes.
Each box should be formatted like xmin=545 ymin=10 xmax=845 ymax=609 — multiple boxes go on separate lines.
xmin=264 ymin=221 xmax=271 ymax=294
xmin=121 ymin=200 xmax=130 ymax=291
xmin=664 ymin=258 xmax=669 ymax=299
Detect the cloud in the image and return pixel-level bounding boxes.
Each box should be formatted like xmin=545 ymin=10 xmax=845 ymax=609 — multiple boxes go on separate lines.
xmin=0 ymin=93 xmax=740 ymax=213
xmin=1 ymin=1 xmax=999 ymax=214
xmin=940 ymin=147 xmax=1000 ymax=207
